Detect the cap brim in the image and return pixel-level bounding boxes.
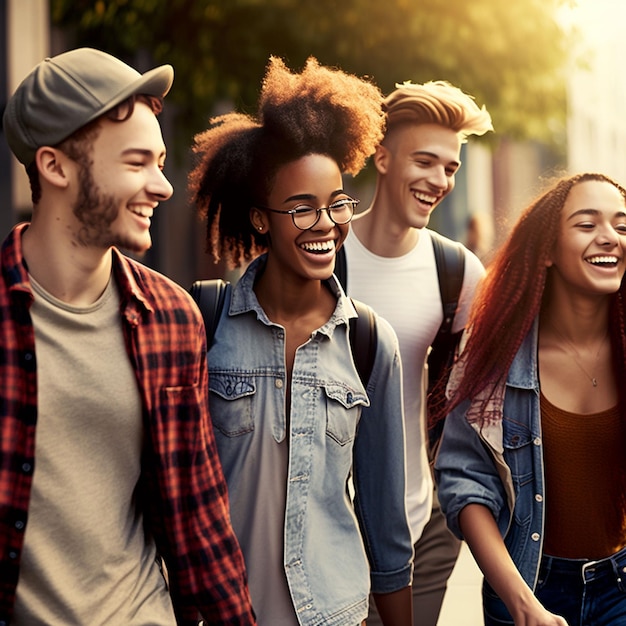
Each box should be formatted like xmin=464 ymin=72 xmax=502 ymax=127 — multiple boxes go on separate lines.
xmin=82 ymin=63 xmax=174 ymax=127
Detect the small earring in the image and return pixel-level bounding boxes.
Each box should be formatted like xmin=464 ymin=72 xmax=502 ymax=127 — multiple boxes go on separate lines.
xmin=258 ymin=226 xmax=264 ymax=232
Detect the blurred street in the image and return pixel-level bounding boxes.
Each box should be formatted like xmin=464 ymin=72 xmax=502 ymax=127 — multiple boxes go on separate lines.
xmin=438 ymin=542 xmax=483 ymax=625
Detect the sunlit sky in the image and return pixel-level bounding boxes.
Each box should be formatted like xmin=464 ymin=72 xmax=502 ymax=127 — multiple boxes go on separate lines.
xmin=560 ymin=0 xmax=626 ymax=42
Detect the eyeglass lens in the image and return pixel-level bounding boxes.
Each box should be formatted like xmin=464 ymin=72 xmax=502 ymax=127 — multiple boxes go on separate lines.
xmin=293 ymin=201 xmax=355 ymax=230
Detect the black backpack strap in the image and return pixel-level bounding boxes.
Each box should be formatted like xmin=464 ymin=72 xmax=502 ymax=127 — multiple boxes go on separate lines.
xmin=427 ymin=230 xmax=466 ymax=455
xmin=349 ymin=298 xmax=377 ymax=389
xmin=335 ymin=244 xmax=348 ymax=292
xmin=430 ymin=230 xmax=465 ymax=339
xmin=336 ymin=247 xmax=376 ymax=387
xmin=189 ymin=278 xmax=229 ymax=347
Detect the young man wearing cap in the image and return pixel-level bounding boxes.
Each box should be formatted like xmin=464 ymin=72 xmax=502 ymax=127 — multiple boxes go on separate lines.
xmin=341 ymin=81 xmax=493 ymax=626
xmin=0 ymin=48 xmax=256 ymax=625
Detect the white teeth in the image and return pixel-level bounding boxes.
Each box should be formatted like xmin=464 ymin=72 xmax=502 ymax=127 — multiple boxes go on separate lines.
xmin=130 ymin=206 xmax=153 ymax=218
xmin=586 ymin=256 xmax=619 ymax=265
xmin=301 ymin=240 xmax=335 ymax=253
xmin=413 ymin=191 xmax=437 ymax=204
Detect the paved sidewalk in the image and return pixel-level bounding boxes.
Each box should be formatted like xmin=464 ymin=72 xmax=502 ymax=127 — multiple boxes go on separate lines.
xmin=437 ymin=542 xmax=484 ymax=625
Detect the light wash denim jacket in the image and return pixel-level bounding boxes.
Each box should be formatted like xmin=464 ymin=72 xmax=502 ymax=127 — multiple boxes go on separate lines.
xmin=435 ymin=318 xmax=545 ymax=622
xmin=208 ymin=256 xmax=413 ymax=626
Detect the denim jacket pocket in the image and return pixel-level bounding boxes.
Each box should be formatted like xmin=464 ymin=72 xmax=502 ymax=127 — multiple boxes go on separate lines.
xmin=322 ymin=382 xmax=368 ymax=446
xmin=502 ymin=421 xmax=535 ymax=490
xmin=209 ymin=372 xmax=256 ymax=436
xmin=502 ymin=419 xmax=536 ymax=562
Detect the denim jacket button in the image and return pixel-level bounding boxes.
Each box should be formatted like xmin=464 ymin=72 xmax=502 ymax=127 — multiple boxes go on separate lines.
xmin=531 ymin=532 xmax=540 ymax=542
xmin=533 ymin=437 xmax=541 ymax=446
xmin=535 ymin=494 xmax=543 ymax=502
xmin=275 ymin=378 xmax=284 ymax=389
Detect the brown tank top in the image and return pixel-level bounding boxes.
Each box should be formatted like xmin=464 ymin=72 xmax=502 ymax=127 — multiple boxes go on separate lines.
xmin=541 ymin=392 xmax=626 ymax=559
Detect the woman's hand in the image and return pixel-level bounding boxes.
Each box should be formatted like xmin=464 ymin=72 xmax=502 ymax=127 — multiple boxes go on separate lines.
xmin=458 ymin=504 xmax=569 ymax=626
xmin=507 ymin=591 xmax=568 ymax=625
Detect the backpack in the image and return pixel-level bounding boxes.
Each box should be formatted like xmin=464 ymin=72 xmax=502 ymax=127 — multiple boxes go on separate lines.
xmin=189 ymin=279 xmax=378 ymax=388
xmin=334 ymin=230 xmax=466 ymax=451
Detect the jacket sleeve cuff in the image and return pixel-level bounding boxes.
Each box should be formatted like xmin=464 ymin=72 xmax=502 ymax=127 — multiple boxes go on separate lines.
xmin=370 ymin=561 xmax=414 ymax=594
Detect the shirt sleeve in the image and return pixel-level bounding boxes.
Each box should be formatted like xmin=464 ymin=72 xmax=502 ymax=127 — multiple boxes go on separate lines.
xmin=351 ymin=314 xmax=415 ymax=594
xmin=139 ymin=297 xmax=256 ymax=625
xmin=452 ymin=247 xmax=486 ymax=334
xmin=434 ymin=401 xmax=508 ymax=540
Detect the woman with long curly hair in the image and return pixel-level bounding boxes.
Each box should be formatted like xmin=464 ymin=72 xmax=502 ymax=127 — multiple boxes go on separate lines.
xmin=435 ymin=172 xmax=626 ymax=626
xmin=188 ymin=57 xmax=415 ymax=626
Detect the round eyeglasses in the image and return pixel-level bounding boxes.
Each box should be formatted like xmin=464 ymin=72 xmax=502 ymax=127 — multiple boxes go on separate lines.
xmin=257 ymin=198 xmax=359 ymax=231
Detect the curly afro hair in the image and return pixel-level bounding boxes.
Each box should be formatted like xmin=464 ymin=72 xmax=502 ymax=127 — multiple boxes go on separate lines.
xmin=188 ymin=56 xmax=385 ymax=268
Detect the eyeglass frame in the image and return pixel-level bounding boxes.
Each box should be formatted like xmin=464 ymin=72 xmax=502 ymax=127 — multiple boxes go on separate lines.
xmin=255 ymin=197 xmax=360 ymax=231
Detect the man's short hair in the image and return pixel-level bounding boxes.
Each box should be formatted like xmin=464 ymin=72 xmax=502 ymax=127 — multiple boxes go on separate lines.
xmin=383 ymin=80 xmax=493 ymax=142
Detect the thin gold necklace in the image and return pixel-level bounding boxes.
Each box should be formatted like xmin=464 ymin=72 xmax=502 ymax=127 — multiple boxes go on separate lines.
xmin=549 ymin=324 xmax=608 ymax=387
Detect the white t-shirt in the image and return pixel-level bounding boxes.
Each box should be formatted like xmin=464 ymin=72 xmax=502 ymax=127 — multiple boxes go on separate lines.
xmin=343 ymin=228 xmax=485 ymax=542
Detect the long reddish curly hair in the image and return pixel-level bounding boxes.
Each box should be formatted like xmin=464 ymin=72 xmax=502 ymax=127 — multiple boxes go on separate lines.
xmin=438 ymin=172 xmax=626 ymax=427
xmin=188 ymin=56 xmax=385 ymax=268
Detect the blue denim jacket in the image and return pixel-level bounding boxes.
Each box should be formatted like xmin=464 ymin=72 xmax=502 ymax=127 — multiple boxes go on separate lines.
xmin=435 ymin=318 xmax=545 ymax=621
xmin=208 ymin=256 xmax=413 ymax=626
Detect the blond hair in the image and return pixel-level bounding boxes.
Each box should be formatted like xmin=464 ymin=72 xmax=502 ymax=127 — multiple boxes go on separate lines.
xmin=383 ymin=80 xmax=493 ymax=142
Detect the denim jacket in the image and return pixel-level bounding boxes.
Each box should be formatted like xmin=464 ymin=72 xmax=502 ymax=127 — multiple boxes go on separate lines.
xmin=435 ymin=318 xmax=545 ymax=621
xmin=208 ymin=256 xmax=413 ymax=626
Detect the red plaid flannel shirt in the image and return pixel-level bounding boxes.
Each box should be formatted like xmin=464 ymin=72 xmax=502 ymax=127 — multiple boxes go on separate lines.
xmin=0 ymin=224 xmax=255 ymax=625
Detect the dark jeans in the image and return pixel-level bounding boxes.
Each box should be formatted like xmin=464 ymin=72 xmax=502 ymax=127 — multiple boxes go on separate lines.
xmin=484 ymin=545 xmax=626 ymax=625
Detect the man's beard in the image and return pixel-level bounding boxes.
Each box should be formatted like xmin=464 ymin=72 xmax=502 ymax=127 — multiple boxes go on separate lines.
xmin=72 ymin=161 xmax=149 ymax=254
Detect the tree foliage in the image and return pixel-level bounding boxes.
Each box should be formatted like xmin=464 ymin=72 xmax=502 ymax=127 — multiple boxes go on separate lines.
xmin=51 ymin=0 xmax=574 ymax=148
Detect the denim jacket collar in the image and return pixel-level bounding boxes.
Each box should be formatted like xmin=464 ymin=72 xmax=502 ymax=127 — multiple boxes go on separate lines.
xmin=507 ymin=317 xmax=540 ymax=390
xmin=229 ymin=254 xmax=358 ymax=338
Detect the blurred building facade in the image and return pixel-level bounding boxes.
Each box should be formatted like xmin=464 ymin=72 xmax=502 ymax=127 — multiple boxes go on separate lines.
xmin=566 ymin=3 xmax=626 ymax=182
xmin=1 ymin=0 xmax=50 ymax=240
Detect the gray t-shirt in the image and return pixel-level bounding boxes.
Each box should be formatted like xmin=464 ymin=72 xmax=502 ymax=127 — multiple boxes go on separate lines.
xmin=13 ymin=276 xmax=176 ymax=625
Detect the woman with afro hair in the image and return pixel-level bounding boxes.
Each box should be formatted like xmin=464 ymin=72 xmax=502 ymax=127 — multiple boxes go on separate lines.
xmin=435 ymin=172 xmax=626 ymax=626
xmin=188 ymin=57 xmax=415 ymax=626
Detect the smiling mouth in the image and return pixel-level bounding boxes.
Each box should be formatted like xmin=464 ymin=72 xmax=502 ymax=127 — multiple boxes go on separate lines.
xmin=413 ymin=191 xmax=438 ymax=207
xmin=585 ymin=255 xmax=620 ymax=267
xmin=300 ymin=240 xmax=336 ymax=254
xmin=129 ymin=206 xmax=154 ymax=218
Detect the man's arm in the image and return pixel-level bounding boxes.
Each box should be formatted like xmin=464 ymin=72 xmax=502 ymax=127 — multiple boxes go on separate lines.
xmin=178 ymin=334 xmax=257 ymax=625
xmin=138 ymin=289 xmax=257 ymax=626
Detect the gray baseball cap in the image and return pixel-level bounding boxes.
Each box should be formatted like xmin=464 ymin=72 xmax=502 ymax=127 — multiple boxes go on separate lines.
xmin=3 ymin=47 xmax=174 ymax=166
